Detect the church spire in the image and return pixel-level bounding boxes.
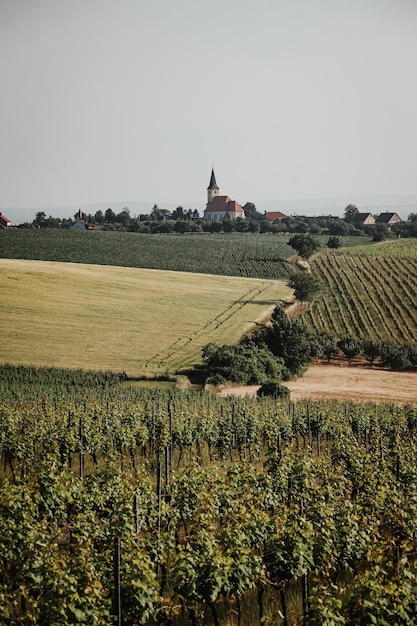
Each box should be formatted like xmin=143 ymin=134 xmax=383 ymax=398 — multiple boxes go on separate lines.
xmin=207 ymin=167 xmax=219 ymax=204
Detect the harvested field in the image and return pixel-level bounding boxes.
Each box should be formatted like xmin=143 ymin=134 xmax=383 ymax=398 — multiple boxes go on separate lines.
xmin=219 ymin=364 xmax=417 ymax=405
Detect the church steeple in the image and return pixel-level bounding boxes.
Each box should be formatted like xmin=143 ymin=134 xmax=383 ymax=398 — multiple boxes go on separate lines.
xmin=207 ymin=167 xmax=220 ymax=204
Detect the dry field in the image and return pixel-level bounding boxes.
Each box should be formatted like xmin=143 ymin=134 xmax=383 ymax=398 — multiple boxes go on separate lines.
xmin=219 ymin=364 xmax=417 ymax=405
xmin=0 ymin=259 xmax=292 ymax=377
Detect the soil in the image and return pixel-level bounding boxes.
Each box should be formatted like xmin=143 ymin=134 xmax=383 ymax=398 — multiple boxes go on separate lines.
xmin=218 ymin=363 xmax=417 ymax=405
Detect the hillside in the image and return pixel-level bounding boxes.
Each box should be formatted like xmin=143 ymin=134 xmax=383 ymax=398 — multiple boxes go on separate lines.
xmin=0 ymin=259 xmax=292 ymax=377
xmin=0 ymin=230 xmax=293 ymax=280
xmin=301 ymin=238 xmax=417 ymax=345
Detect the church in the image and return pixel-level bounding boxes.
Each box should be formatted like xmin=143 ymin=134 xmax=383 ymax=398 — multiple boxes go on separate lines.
xmin=203 ymin=169 xmax=245 ymax=222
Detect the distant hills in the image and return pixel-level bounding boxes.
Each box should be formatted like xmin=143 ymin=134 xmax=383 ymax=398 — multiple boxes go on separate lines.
xmin=3 ymin=195 xmax=417 ymax=225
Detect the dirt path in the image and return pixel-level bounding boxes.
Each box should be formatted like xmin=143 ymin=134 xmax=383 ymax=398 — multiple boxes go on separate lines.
xmin=218 ymin=364 xmax=417 ymax=405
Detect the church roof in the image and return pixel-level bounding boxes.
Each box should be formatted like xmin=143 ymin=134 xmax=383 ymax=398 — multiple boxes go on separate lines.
xmin=207 ymin=168 xmax=219 ymax=190
xmin=204 ymin=195 xmax=244 ymax=214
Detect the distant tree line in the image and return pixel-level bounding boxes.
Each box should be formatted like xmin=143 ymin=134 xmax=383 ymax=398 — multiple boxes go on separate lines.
xmin=16 ymin=204 xmax=417 ymax=238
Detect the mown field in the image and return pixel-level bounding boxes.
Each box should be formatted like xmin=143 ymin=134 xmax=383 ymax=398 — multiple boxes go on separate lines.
xmin=302 ymin=238 xmax=417 ymax=344
xmin=0 ymin=259 xmax=292 ymax=377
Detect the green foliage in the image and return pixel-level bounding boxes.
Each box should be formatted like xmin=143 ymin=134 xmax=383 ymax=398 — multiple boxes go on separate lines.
xmin=379 ymin=343 xmax=412 ymax=371
xmin=344 ymin=204 xmax=359 ymax=222
xmin=201 ymin=342 xmax=283 ymax=385
xmin=287 ymin=234 xmax=320 ymax=259
xmin=362 ymin=339 xmax=382 ymax=365
xmin=257 ymin=381 xmax=290 ymax=399
xmin=287 ymin=271 xmax=322 ymax=302
xmin=250 ymin=306 xmax=312 ymax=377
xmin=2 ymin=366 xmax=417 ymax=623
xmin=337 ymin=337 xmax=362 ymax=364
xmin=327 ymin=235 xmax=342 ymax=249
xmin=0 ymin=231 xmax=293 ymax=280
xmin=310 ymin=334 xmax=339 ymax=362
xmin=372 ymin=224 xmax=388 ymax=242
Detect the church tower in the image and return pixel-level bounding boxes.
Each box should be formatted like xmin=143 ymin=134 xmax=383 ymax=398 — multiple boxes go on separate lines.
xmin=207 ymin=167 xmax=220 ymax=205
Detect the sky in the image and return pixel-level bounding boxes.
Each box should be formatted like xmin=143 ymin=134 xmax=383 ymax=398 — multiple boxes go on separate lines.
xmin=1 ymin=0 xmax=417 ymax=222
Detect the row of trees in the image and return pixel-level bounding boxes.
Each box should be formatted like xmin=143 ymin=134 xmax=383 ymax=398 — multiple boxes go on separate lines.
xmin=23 ymin=204 xmax=417 ymax=238
xmin=202 ymin=307 xmax=417 ymax=393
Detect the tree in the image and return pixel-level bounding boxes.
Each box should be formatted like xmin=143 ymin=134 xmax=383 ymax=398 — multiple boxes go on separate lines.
xmin=287 ymin=272 xmax=322 ymax=303
xmin=327 ymin=236 xmax=342 ymax=249
xmin=362 ymin=340 xmax=381 ymax=366
xmin=337 ymin=337 xmax=362 ymax=364
xmin=105 ymin=208 xmax=117 ymax=223
xmin=344 ymin=204 xmax=359 ymax=222
xmin=150 ymin=205 xmax=171 ymax=221
xmin=201 ymin=342 xmax=284 ymax=385
xmin=242 ymin=202 xmax=263 ymax=221
xmin=310 ymin=334 xmax=339 ymax=362
xmin=94 ymin=210 xmax=105 ymax=224
xmin=174 ymin=220 xmax=191 ymax=234
xmin=116 ymin=209 xmax=131 ymax=228
xmin=372 ymin=224 xmax=388 ymax=242
xmin=172 ymin=206 xmax=185 ymax=220
xmin=249 ymin=306 xmax=312 ymax=378
xmin=287 ymin=234 xmax=320 ymax=260
xmin=34 ymin=211 xmax=46 ymax=227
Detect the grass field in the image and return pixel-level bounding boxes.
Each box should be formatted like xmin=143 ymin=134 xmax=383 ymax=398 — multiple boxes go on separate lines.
xmin=0 ymin=259 xmax=292 ymax=377
xmin=302 ymin=238 xmax=417 ymax=343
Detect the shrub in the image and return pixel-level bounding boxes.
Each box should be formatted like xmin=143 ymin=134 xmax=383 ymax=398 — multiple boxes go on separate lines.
xmin=201 ymin=342 xmax=284 ymax=385
xmin=249 ymin=306 xmax=312 ymax=377
xmin=257 ymin=381 xmax=290 ymax=399
xmin=337 ymin=337 xmax=362 ymax=364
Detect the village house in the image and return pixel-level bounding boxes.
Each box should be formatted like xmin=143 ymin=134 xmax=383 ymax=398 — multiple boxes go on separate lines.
xmin=351 ymin=212 xmax=376 ymax=226
xmin=71 ymin=209 xmax=98 ymax=230
xmin=203 ymin=169 xmax=245 ymax=221
xmin=0 ymin=212 xmax=12 ymax=228
xmin=375 ymin=212 xmax=402 ymax=228
xmin=264 ymin=211 xmax=289 ymax=222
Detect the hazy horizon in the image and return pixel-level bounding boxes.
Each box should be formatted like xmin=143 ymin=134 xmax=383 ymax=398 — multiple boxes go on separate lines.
xmin=1 ymin=1 xmax=417 ymax=215
xmin=4 ymin=193 xmax=417 ymax=225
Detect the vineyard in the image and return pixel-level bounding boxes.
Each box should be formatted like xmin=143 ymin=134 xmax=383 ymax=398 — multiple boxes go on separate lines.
xmin=0 ymin=230 xmax=372 ymax=280
xmin=0 ymin=230 xmax=293 ymax=280
xmin=2 ymin=365 xmax=417 ymax=625
xmin=302 ymin=246 xmax=417 ymax=344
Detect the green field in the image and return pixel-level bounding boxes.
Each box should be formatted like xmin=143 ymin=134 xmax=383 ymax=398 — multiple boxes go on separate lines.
xmin=0 ymin=230 xmax=293 ymax=279
xmin=0 ymin=259 xmax=292 ymax=377
xmin=302 ymin=238 xmax=417 ymax=343
xmin=0 ymin=229 xmax=373 ymax=279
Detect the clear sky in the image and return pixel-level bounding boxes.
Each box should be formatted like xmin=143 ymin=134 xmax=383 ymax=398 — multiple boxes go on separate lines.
xmin=1 ymin=0 xmax=417 ymax=218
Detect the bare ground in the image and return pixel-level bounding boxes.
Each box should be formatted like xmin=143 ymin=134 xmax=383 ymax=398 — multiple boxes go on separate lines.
xmin=218 ymin=363 xmax=417 ymax=405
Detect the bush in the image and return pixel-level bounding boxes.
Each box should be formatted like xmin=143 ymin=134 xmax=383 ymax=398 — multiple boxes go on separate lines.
xmin=327 ymin=236 xmax=342 ymax=249
xmin=257 ymin=381 xmax=290 ymax=399
xmin=379 ymin=343 xmax=412 ymax=371
xmin=201 ymin=342 xmax=284 ymax=385
xmin=337 ymin=337 xmax=362 ymax=364
xmin=249 ymin=306 xmax=312 ymax=377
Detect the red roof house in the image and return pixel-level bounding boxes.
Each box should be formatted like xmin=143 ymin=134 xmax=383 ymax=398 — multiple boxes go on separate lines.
xmin=0 ymin=212 xmax=12 ymax=228
xmin=264 ymin=211 xmax=289 ymax=222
